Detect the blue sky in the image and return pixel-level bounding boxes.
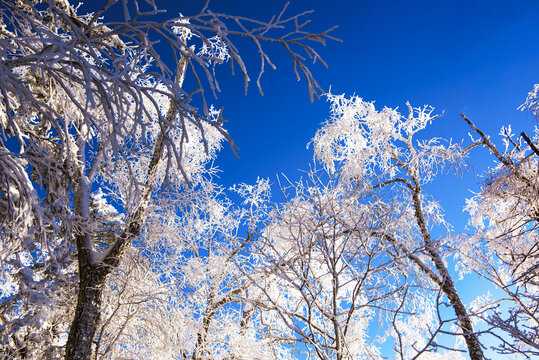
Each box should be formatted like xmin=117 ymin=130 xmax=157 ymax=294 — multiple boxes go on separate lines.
xmin=153 ymin=0 xmax=539 ymax=236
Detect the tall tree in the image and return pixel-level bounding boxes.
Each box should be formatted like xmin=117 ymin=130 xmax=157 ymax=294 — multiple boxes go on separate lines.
xmin=0 ymin=1 xmax=334 ymax=358
xmin=249 ymin=89 xmax=539 ymax=359
xmin=460 ymin=86 xmax=539 ymax=358
xmin=306 ymin=94 xmax=484 ymax=359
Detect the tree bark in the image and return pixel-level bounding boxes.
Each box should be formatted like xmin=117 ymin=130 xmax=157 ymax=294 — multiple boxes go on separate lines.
xmin=436 ymin=264 xmax=485 ymax=360
xmin=65 ymin=243 xmax=108 ymax=360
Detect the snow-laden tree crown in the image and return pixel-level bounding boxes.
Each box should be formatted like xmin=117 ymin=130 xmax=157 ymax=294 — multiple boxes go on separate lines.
xmin=0 ymin=0 xmax=334 ymax=359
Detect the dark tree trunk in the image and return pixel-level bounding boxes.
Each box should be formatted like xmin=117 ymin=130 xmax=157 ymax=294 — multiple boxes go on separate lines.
xmin=65 ymin=235 xmax=109 ymax=360
xmin=411 ymin=187 xmax=485 ymax=360
xmin=436 ymin=265 xmax=485 ymax=360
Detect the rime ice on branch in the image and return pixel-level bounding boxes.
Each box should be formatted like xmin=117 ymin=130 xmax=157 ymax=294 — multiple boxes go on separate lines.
xmin=0 ymin=1 xmax=335 ymax=359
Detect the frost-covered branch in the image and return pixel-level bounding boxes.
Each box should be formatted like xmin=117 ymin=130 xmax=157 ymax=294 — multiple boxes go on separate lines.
xmin=0 ymin=1 xmax=334 ymax=358
xmin=461 ymin=88 xmax=539 ymax=357
xmin=310 ymin=94 xmax=484 ymax=359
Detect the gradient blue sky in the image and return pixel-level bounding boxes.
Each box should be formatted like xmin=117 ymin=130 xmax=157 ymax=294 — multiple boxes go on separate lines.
xmin=158 ymin=0 xmax=539 ymax=237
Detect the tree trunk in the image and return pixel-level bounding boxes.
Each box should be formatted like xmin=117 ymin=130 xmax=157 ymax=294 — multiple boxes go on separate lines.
xmin=435 ymin=262 xmax=485 ymax=360
xmin=65 ymin=235 xmax=109 ymax=360
xmin=411 ymin=187 xmax=485 ymax=360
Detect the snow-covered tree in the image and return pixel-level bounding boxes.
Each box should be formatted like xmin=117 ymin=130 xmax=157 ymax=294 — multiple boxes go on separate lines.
xmin=247 ymin=89 xmax=539 ymax=359
xmin=287 ymin=94 xmax=484 ymax=359
xmin=0 ymin=1 xmax=334 ymax=359
xmin=460 ymin=86 xmax=539 ymax=358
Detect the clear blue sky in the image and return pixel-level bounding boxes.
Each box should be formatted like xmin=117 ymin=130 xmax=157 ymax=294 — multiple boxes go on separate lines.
xmin=156 ymin=0 xmax=539 ymax=235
